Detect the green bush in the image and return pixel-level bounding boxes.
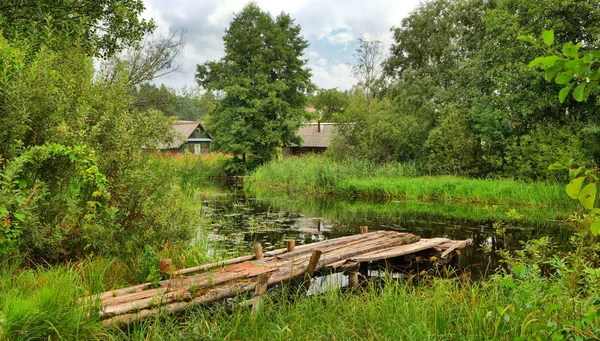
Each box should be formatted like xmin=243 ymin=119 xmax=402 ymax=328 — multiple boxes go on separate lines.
xmin=426 ymin=106 xmax=482 ymax=176
xmin=0 ymin=31 xmax=201 ymax=263
xmin=503 ymin=122 xmax=591 ymax=180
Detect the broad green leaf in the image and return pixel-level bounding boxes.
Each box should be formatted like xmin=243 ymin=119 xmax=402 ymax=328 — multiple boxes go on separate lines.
xmin=590 ymin=50 xmax=600 ymax=58
xmin=578 ymin=183 xmax=597 ymax=210
xmin=13 ymin=213 xmax=26 ymax=222
xmin=517 ymin=35 xmax=534 ymax=43
xmin=564 ymin=59 xmax=580 ymax=69
xmin=559 ymin=83 xmax=574 ymax=103
xmin=555 ymin=72 xmax=573 ymax=85
xmin=566 ymin=177 xmax=585 ymax=199
xmin=528 ymin=56 xmax=546 ymax=68
xmin=562 ymin=41 xmax=581 ymax=59
xmin=545 ymin=65 xmax=561 ymax=81
xmin=548 ymin=162 xmax=567 ymax=171
xmin=573 ymin=82 xmax=586 ymax=102
xmin=512 ymin=263 xmax=528 ymax=278
xmin=542 ymin=29 xmax=554 ymax=46
xmin=541 ymin=55 xmax=561 ymax=68
xmin=576 ymin=63 xmax=591 ymax=78
xmin=500 ymin=279 xmax=517 ymax=289
xmin=590 ymin=69 xmax=600 ymax=81
xmin=582 ymin=53 xmax=594 ymax=63
xmin=18 ymin=179 xmax=28 ymax=189
xmin=569 ymin=166 xmax=584 ymax=178
xmin=591 ymin=218 xmax=600 ymax=236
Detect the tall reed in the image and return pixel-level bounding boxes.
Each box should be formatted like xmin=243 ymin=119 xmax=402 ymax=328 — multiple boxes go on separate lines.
xmin=250 ymin=155 xmax=573 ymax=209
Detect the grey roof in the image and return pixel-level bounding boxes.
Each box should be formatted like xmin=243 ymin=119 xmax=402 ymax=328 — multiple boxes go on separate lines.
xmin=293 ymin=123 xmax=336 ymax=148
xmin=162 ymin=121 xmax=211 ymax=149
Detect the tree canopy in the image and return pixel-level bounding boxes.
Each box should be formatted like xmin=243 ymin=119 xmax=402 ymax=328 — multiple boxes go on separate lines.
xmin=330 ymin=0 xmax=600 ymax=179
xmin=0 ymin=0 xmax=155 ymax=57
xmin=196 ymin=3 xmax=313 ymax=170
xmin=313 ymin=88 xmax=348 ymax=122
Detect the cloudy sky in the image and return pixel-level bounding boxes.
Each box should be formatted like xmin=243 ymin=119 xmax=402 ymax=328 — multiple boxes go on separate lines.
xmin=143 ymin=0 xmax=421 ymax=91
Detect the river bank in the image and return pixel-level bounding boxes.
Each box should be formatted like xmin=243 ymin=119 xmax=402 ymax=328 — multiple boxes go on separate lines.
xmin=249 ymin=155 xmax=573 ymax=210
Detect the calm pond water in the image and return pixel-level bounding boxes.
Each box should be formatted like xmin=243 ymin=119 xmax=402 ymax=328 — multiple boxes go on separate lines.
xmin=199 ymin=190 xmax=571 ymax=278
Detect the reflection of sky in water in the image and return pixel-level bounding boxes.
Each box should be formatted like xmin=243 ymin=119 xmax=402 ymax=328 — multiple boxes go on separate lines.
xmin=200 ymin=193 xmax=570 ymax=278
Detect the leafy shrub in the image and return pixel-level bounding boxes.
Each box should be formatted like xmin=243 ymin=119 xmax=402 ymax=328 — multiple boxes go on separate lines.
xmin=0 ymin=144 xmax=107 ymax=259
xmin=0 ymin=30 xmax=201 ymax=263
xmin=426 ymin=106 xmax=482 ymax=176
xmin=503 ymin=122 xmax=590 ymax=180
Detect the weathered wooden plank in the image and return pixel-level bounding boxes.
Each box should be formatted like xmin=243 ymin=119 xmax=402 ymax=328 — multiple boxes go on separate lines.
xmin=102 ymin=266 xmax=277 ymax=317
xmin=103 ymin=280 xmax=257 ymax=327
xmin=439 ymin=239 xmax=471 ymax=258
xmin=172 ymin=248 xmax=289 ymax=277
xmin=97 ymin=283 xmax=152 ymax=301
xmin=100 ymin=263 xmax=271 ymax=310
xmin=275 ymin=231 xmax=390 ymax=260
xmin=319 ymin=234 xmax=421 ymax=266
xmin=349 ymin=238 xmax=450 ymax=263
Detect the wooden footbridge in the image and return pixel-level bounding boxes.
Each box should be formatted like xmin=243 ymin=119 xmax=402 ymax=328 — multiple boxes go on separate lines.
xmin=95 ymin=229 xmax=471 ymax=327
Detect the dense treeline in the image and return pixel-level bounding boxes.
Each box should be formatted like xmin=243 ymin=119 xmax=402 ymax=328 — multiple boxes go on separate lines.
xmin=327 ymin=0 xmax=600 ymax=180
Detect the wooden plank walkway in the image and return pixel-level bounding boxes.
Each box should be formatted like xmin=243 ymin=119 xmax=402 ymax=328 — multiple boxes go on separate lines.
xmin=95 ymin=231 xmax=471 ymax=327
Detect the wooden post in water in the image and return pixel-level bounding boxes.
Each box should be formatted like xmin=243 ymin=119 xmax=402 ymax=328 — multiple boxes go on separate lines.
xmin=303 ymin=249 xmax=323 ymax=290
xmin=159 ymin=258 xmax=172 ymax=274
xmin=360 ymin=226 xmax=368 ymax=234
xmin=252 ymin=273 xmax=270 ymax=313
xmin=286 ymin=239 xmax=295 ymax=253
xmin=254 ymin=243 xmax=263 ymax=260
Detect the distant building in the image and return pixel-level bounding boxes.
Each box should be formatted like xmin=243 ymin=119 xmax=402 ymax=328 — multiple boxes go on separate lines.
xmin=161 ymin=121 xmax=212 ymax=155
xmin=282 ymin=122 xmax=337 ymax=157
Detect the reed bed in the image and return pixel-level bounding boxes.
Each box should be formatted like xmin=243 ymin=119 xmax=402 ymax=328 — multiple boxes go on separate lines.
xmin=250 ymin=155 xmax=572 ymax=210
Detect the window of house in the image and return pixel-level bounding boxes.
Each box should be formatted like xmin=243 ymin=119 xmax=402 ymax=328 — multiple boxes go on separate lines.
xmin=193 ymin=144 xmax=201 ymax=155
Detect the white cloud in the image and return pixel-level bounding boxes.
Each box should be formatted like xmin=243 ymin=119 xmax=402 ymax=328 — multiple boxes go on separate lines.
xmin=326 ymin=30 xmax=355 ymax=46
xmin=309 ymin=62 xmax=356 ymax=90
xmin=142 ymin=0 xmax=422 ymax=90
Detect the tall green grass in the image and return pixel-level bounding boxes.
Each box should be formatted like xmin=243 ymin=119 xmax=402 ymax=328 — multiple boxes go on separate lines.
xmin=250 ymin=154 xmax=418 ymax=193
xmin=0 ymin=240 xmax=215 ymax=340
xmin=150 ymin=152 xmax=228 ymax=189
xmin=0 ymin=260 xmax=108 ymax=340
xmin=250 ymin=155 xmax=573 ymax=209
xmin=108 ymin=273 xmax=599 ymax=340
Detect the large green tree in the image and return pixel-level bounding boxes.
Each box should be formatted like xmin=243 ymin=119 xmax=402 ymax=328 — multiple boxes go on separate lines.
xmin=372 ymin=0 xmax=600 ymax=178
xmin=313 ymin=88 xmax=348 ymax=122
xmin=0 ymin=0 xmax=155 ymax=57
xmin=196 ymin=3 xmax=313 ymax=169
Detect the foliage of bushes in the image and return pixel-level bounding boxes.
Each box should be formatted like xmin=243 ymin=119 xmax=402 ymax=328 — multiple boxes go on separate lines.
xmin=0 ymin=30 xmax=201 ymax=263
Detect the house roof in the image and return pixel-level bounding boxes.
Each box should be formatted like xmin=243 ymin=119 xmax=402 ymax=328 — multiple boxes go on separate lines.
xmin=293 ymin=123 xmax=336 ymax=148
xmin=305 ymin=105 xmax=317 ymax=113
xmin=163 ymin=121 xmax=211 ymax=149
